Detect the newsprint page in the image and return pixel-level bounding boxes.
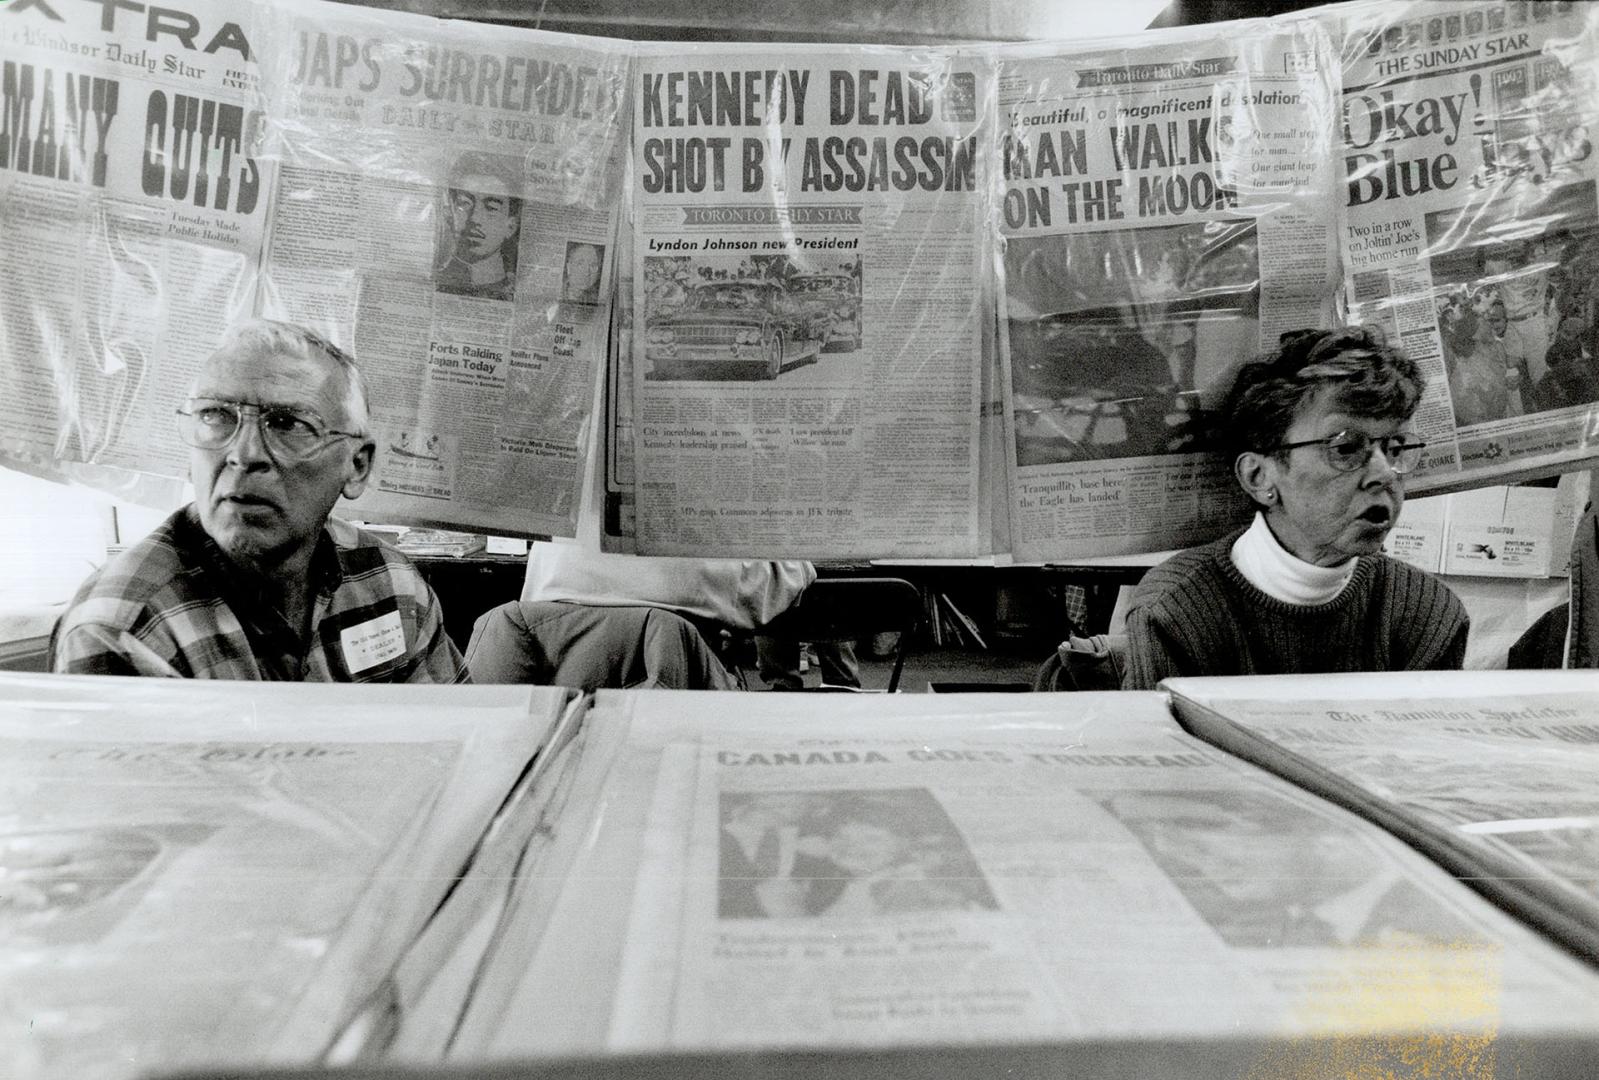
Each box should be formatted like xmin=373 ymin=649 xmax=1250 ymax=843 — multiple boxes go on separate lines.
xmin=1330 ymin=0 xmax=1599 ymax=494
xmin=0 ymin=0 xmax=265 ymax=481
xmin=0 ymin=0 xmax=630 ymax=538
xmin=628 ymin=45 xmax=995 ymax=558
xmin=0 ymin=675 xmax=564 ymax=1080
xmin=998 ymin=20 xmax=1343 ymax=561
xmin=453 ymin=691 xmax=1599 ymax=1068
xmin=248 ymin=0 xmax=630 ymax=536
xmin=1167 ymin=670 xmax=1599 ymax=962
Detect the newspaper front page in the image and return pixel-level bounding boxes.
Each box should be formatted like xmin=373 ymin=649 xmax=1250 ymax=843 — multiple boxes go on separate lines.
xmin=628 ymin=46 xmax=994 ymax=558
xmin=1329 ymin=1 xmax=1599 ymax=493
xmin=1167 ymin=670 xmax=1599 ymax=962
xmin=0 ymin=674 xmax=561 ymax=1080
xmin=0 ymin=0 xmax=266 ymax=481
xmin=998 ymin=20 xmax=1342 ymax=561
xmin=250 ymin=0 xmax=630 ymax=537
xmin=459 ymin=690 xmax=1599 ymax=1065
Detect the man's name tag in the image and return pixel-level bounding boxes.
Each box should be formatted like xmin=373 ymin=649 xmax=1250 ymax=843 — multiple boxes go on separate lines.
xmin=340 ymin=611 xmax=406 ymax=673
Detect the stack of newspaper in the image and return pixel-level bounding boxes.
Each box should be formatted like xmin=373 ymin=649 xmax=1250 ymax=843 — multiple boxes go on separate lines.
xmin=428 ymin=689 xmax=1599 ymax=1074
xmin=1167 ymin=670 xmax=1599 ymax=965
xmin=0 ymin=673 xmax=571 ymax=1080
xmin=392 ymin=530 xmax=489 ymax=559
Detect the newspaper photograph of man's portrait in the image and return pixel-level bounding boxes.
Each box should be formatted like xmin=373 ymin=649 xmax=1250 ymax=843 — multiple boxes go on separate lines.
xmin=1099 ymin=789 xmax=1478 ymax=950
xmin=561 ymin=241 xmax=606 ymax=307
xmin=717 ymin=787 xmax=998 ymax=920
xmin=434 ymin=152 xmax=525 ymax=303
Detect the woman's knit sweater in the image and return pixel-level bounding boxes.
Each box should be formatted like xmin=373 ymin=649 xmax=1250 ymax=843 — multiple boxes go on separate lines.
xmin=1122 ymin=528 xmax=1469 ymax=690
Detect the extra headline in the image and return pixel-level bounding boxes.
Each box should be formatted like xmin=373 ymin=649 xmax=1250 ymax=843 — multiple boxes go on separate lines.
xmin=1 ymin=59 xmax=261 ymax=211
xmin=2 ymin=2 xmax=260 ymax=208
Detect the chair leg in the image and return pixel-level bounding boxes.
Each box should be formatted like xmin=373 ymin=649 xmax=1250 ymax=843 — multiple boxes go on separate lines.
xmin=887 ymin=645 xmax=907 ymax=693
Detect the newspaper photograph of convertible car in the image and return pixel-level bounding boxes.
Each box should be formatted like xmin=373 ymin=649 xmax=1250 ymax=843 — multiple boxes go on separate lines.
xmin=642 ymin=254 xmax=862 ymax=381
xmin=1005 ymin=218 xmax=1258 ymax=467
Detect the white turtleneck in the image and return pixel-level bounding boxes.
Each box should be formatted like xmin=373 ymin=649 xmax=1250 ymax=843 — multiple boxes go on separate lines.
xmin=1229 ymin=511 xmax=1357 ymax=605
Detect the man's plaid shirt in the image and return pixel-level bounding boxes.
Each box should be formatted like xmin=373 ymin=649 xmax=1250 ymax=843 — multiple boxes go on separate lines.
xmin=51 ymin=507 xmax=469 ymax=683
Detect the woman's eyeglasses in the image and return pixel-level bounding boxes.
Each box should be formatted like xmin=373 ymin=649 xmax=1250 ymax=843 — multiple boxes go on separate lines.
xmin=175 ymin=400 xmax=362 ymax=462
xmin=1267 ymin=430 xmax=1427 ymax=475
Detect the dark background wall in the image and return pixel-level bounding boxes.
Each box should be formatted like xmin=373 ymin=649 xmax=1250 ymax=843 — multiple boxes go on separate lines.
xmin=343 ymin=0 xmax=1339 ymax=43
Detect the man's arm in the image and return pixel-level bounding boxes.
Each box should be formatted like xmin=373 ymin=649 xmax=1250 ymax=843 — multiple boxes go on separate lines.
xmin=403 ymin=585 xmax=471 ymax=684
xmin=51 ymin=621 xmax=183 ymax=677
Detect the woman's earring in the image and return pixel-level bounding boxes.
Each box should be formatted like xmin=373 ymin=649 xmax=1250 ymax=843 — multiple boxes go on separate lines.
xmin=1263 ymin=489 xmax=1277 ymax=504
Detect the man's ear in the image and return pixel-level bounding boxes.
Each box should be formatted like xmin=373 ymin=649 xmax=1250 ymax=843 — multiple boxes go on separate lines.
xmin=342 ymin=439 xmax=376 ymax=500
xmin=1234 ymin=450 xmax=1278 ymax=508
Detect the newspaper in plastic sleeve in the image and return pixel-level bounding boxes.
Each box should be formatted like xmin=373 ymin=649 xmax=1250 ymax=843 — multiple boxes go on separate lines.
xmin=629 ymin=46 xmax=995 ymax=558
xmin=0 ymin=674 xmax=558 ymax=1080
xmin=467 ymin=691 xmax=1599 ymax=1061
xmin=250 ymin=0 xmax=631 ymax=538
xmin=1165 ymin=670 xmax=1599 ymax=963
xmin=0 ymin=0 xmax=267 ymax=482
xmin=1182 ymin=686 xmax=1599 ymax=915
xmin=998 ymin=19 xmax=1343 ymax=561
xmin=1328 ymin=0 xmax=1599 ymax=492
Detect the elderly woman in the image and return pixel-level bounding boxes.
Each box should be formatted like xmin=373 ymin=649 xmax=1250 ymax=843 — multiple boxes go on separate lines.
xmin=1122 ymin=327 xmax=1468 ymax=689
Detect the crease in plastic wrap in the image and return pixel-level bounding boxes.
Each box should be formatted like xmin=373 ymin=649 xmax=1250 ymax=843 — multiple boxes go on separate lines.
xmin=626 ymin=44 xmax=998 ymax=558
xmin=995 ymin=17 xmax=1344 ymax=561
xmin=1323 ymin=0 xmax=1599 ymax=495
xmin=248 ymin=0 xmax=632 ymax=538
xmin=0 ymin=672 xmax=562 ymax=1080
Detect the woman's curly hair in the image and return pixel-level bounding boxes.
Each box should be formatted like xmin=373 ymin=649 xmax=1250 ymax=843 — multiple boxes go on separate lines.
xmin=1219 ymin=326 xmax=1424 ymax=464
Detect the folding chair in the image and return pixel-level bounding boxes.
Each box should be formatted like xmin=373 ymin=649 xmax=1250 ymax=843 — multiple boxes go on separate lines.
xmin=749 ymin=576 xmax=922 ymax=692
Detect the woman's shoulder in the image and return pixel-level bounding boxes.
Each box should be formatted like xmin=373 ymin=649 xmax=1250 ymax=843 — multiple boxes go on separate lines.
xmin=1367 ymin=555 xmax=1469 ymax=618
xmin=1368 ymin=552 xmax=1456 ymax=591
xmin=1364 ymin=555 xmax=1470 ymax=666
xmin=1127 ymin=532 xmax=1242 ymax=611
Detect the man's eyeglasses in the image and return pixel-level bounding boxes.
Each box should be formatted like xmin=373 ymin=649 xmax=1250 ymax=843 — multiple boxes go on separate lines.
xmin=1266 ymin=430 xmax=1427 ymax=475
xmin=175 ymin=400 xmax=363 ymax=462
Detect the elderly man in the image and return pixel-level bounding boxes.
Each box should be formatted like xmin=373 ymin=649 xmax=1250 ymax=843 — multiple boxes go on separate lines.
xmin=51 ymin=320 xmax=468 ymax=682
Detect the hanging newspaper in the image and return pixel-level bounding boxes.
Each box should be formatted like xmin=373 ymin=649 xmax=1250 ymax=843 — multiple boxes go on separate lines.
xmin=0 ymin=0 xmax=266 ymax=483
xmin=1328 ymin=0 xmax=1599 ymax=494
xmin=628 ymin=45 xmax=995 ymax=558
xmin=997 ymin=20 xmax=1342 ymax=561
xmin=250 ymin=0 xmax=630 ymax=538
